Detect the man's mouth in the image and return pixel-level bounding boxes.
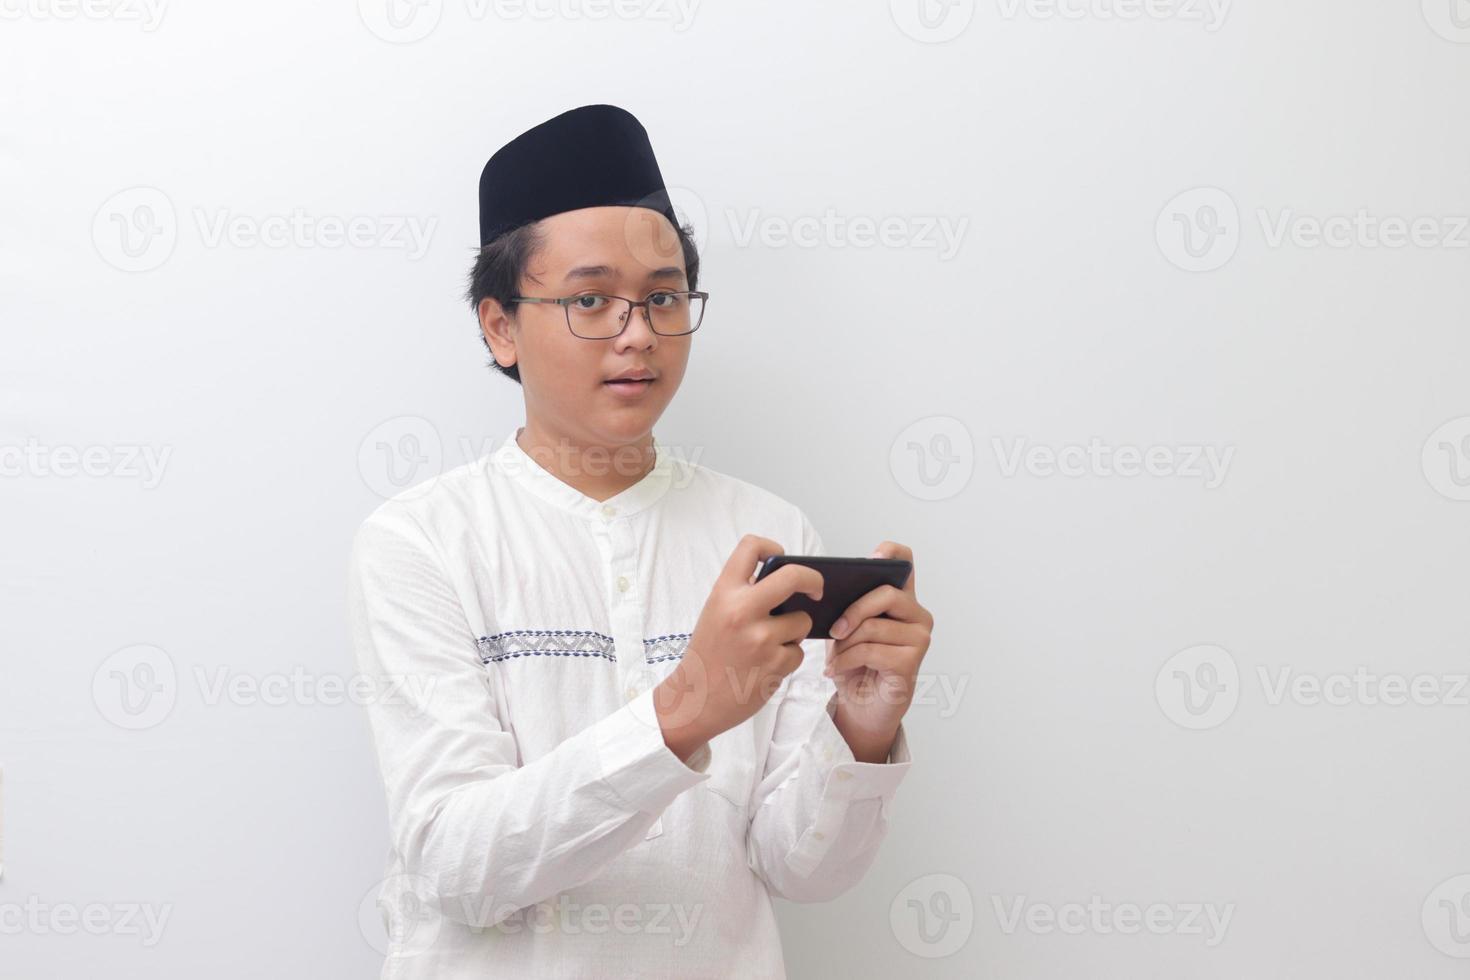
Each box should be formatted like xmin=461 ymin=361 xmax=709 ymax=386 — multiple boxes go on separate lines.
xmin=604 ymin=371 xmax=656 ymax=388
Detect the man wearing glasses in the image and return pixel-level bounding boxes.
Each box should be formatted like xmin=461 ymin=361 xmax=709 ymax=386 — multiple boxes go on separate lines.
xmin=348 ymin=104 xmax=932 ymax=979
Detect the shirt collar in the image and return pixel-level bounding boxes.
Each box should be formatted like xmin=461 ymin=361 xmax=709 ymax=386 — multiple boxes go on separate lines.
xmin=491 ymin=425 xmax=674 ymax=521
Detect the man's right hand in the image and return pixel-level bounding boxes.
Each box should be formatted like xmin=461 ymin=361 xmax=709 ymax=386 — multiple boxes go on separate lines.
xmin=654 ymin=535 xmax=823 ymax=763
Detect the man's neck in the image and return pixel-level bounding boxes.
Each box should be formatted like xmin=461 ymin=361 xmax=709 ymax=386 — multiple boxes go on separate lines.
xmin=515 ymin=422 xmax=657 ymax=503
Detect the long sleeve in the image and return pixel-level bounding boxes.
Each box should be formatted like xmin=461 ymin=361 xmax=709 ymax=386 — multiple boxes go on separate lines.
xmin=346 ymin=502 xmax=712 ymax=928
xmin=744 ymin=513 xmax=914 ymax=903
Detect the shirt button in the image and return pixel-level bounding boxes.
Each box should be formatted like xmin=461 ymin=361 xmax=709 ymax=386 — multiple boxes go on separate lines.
xmin=812 ymin=831 xmax=826 ymax=841
xmin=616 ymin=575 xmax=630 ymax=593
xmin=624 ymin=686 xmax=638 ymax=702
xmin=836 ymin=771 xmax=852 ymax=782
xmin=601 ymin=503 xmax=617 ymax=518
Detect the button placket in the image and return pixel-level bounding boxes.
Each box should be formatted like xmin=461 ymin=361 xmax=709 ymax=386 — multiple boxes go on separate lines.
xmin=600 ymin=515 xmax=663 ymax=841
xmin=604 ymin=519 xmax=642 ymax=678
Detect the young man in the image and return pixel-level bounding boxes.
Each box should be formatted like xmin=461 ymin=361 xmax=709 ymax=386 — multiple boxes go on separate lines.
xmin=348 ymin=104 xmax=933 ymax=979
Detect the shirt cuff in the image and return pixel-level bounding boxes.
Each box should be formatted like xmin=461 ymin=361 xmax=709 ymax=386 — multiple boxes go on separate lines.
xmin=592 ymin=687 xmax=711 ymax=814
xmin=780 ymin=695 xmax=914 ymax=877
xmin=815 ymin=692 xmax=913 ymax=799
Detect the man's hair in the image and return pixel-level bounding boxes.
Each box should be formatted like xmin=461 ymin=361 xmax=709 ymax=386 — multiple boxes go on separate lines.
xmin=464 ymin=217 xmax=702 ymax=385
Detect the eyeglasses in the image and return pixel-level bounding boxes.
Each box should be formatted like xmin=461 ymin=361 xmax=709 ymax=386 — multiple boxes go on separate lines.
xmin=511 ymin=290 xmax=709 ymax=339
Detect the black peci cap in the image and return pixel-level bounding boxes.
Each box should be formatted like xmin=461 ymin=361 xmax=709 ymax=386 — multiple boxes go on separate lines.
xmin=477 ymin=104 xmax=678 ymax=247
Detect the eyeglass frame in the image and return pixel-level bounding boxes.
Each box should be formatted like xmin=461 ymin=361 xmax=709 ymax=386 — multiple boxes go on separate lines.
xmin=509 ymin=289 xmax=710 ymax=339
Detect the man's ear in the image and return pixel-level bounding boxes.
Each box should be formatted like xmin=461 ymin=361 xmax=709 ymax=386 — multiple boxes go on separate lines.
xmin=478 ymin=297 xmax=518 ymax=371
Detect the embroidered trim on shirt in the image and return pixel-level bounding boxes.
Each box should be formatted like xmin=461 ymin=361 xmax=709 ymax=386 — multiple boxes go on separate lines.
xmin=477 ymin=629 xmax=617 ymax=663
xmin=476 ymin=630 xmax=693 ymax=665
xmin=643 ymin=633 xmax=692 ymax=663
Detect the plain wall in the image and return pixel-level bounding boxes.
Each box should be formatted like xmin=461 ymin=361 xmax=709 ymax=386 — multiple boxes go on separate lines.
xmin=4 ymin=2 xmax=1470 ymax=976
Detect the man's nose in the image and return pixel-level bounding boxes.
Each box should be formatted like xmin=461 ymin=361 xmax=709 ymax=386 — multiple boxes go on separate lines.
xmin=613 ymin=301 xmax=658 ymax=349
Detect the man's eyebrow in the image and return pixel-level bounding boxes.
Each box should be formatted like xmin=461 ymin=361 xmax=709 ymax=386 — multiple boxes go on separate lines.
xmin=563 ymin=265 xmax=615 ymax=282
xmin=562 ymin=265 xmax=687 ymax=283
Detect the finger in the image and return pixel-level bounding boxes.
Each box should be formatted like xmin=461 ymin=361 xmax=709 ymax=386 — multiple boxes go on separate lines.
xmin=830 ymin=584 xmax=923 ymax=640
xmin=720 ymin=534 xmax=784 ymax=589
xmin=768 ymin=608 xmax=815 ymax=645
xmin=830 ymin=615 xmax=912 ymax=653
xmin=776 ymin=640 xmax=806 ymax=677
xmin=825 ymin=642 xmax=905 ymax=677
xmin=869 ymin=541 xmax=917 ymax=595
xmin=747 ymin=562 xmax=824 ymax=610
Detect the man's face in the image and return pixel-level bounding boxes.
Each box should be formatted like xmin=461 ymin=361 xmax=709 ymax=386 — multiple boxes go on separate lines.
xmin=487 ymin=205 xmax=693 ymax=449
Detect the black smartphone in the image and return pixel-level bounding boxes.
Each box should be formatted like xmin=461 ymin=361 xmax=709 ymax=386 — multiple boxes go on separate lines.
xmin=754 ymin=555 xmax=913 ymax=640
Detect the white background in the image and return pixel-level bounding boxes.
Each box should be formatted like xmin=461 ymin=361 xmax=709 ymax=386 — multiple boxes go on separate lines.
xmin=4 ymin=1 xmax=1470 ymax=977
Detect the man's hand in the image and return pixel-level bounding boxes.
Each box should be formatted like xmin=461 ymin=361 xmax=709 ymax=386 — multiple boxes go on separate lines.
xmin=824 ymin=541 xmax=932 ymax=763
xmin=654 ymin=535 xmax=822 ymax=762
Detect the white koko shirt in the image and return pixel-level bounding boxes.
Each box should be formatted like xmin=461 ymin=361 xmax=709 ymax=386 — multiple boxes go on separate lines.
xmin=347 ymin=425 xmax=913 ymax=980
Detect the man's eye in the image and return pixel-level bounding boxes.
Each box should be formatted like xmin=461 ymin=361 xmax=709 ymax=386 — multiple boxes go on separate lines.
xmin=647 ymin=292 xmax=682 ymax=308
xmin=573 ymin=294 xmax=609 ymax=310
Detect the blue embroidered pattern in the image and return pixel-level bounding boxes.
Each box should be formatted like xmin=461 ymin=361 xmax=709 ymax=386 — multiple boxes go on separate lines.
xmin=477 ymin=629 xmax=692 ymax=665
xmin=643 ymin=633 xmax=692 ymax=664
